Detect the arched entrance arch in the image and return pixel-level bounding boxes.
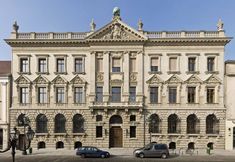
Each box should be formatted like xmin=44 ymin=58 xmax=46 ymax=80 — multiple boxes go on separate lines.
xmin=109 ymin=115 xmax=123 ymax=148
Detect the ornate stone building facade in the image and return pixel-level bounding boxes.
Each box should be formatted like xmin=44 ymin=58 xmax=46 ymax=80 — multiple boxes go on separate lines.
xmin=5 ymin=10 xmax=232 ymax=150
xmin=0 ymin=61 xmax=11 ymax=150
xmin=225 ymin=61 xmax=235 ymax=150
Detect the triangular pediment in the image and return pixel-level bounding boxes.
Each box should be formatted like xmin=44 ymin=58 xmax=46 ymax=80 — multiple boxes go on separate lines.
xmin=51 ymin=75 xmax=67 ymax=84
xmin=185 ymin=75 xmax=202 ymax=84
xmin=204 ymin=75 xmax=221 ymax=84
xmin=146 ymin=74 xmax=163 ymax=84
xmin=166 ymin=74 xmax=183 ymax=84
xmin=87 ymin=19 xmax=147 ymax=41
xmin=15 ymin=75 xmax=31 ymax=84
xmin=33 ymin=75 xmax=49 ymax=84
xmin=70 ymin=75 xmax=86 ymax=84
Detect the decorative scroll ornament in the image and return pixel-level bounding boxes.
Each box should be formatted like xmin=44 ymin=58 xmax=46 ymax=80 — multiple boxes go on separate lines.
xmin=130 ymin=72 xmax=137 ymax=82
xmin=96 ymin=72 xmax=104 ymax=82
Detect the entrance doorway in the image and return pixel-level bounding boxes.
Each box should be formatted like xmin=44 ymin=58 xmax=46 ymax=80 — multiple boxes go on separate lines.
xmin=109 ymin=126 xmax=123 ymax=147
xmin=17 ymin=134 xmax=25 ymax=150
xmin=233 ymin=127 xmax=235 ymax=149
xmin=109 ymin=115 xmax=123 ymax=148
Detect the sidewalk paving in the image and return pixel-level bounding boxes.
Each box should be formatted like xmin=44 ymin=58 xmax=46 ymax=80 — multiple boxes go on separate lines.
xmin=1 ymin=148 xmax=235 ymax=157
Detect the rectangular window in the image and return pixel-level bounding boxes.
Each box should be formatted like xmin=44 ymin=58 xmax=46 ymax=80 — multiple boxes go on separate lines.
xmin=75 ymin=58 xmax=83 ymax=73
xmin=207 ymin=57 xmax=215 ymax=72
xmin=38 ymin=87 xmax=47 ymax=103
xmin=96 ymin=58 xmax=103 ymax=72
xmin=38 ymin=58 xmax=47 ymax=73
xmin=96 ymin=87 xmax=103 ymax=102
xmin=129 ymin=87 xmax=136 ymax=102
xmin=56 ymin=87 xmax=65 ymax=103
xmin=130 ymin=115 xmax=136 ymax=121
xmin=112 ymin=87 xmax=121 ymax=102
xmin=188 ymin=87 xmax=196 ymax=103
xmin=207 ymin=88 xmax=215 ymax=103
xmin=112 ymin=58 xmax=121 ymax=72
xmin=188 ymin=57 xmax=196 ymax=72
xmin=20 ymin=58 xmax=29 ymax=73
xmin=169 ymin=87 xmax=177 ymax=103
xmin=57 ymin=58 xmax=65 ymax=73
xmin=20 ymin=87 xmax=29 ymax=103
xmin=96 ymin=126 xmax=103 ymax=138
xmin=74 ymin=87 xmax=83 ymax=103
xmin=169 ymin=57 xmax=177 ymax=71
xmin=130 ymin=126 xmax=136 ymax=138
xmin=151 ymin=57 xmax=159 ymax=72
xmin=150 ymin=87 xmax=158 ymax=103
xmin=130 ymin=58 xmax=136 ymax=72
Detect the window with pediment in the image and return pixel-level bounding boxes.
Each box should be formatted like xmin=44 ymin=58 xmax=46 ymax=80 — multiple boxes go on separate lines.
xmin=166 ymin=75 xmax=183 ymax=104
xmin=15 ymin=75 xmax=31 ymax=104
xmin=33 ymin=75 xmax=50 ymax=104
xmin=52 ymin=75 xmax=68 ymax=104
xmin=204 ymin=75 xmax=221 ymax=104
xmin=70 ymin=75 xmax=86 ymax=104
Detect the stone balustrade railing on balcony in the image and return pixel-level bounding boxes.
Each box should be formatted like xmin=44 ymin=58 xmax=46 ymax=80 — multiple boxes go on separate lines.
xmin=16 ymin=32 xmax=89 ymax=39
xmin=14 ymin=31 xmax=225 ymax=40
xmin=146 ymin=31 xmax=224 ymax=38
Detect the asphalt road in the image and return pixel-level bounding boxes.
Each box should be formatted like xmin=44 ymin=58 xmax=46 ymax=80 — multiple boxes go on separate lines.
xmin=0 ymin=155 xmax=235 ymax=162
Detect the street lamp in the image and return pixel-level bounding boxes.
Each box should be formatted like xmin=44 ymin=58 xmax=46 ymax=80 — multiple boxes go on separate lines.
xmin=0 ymin=127 xmax=20 ymax=162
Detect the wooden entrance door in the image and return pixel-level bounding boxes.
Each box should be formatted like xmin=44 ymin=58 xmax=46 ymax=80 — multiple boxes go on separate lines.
xmin=109 ymin=126 xmax=123 ymax=147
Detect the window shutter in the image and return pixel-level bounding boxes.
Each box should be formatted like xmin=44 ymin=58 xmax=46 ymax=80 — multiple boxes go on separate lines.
xmin=151 ymin=58 xmax=159 ymax=66
xmin=169 ymin=58 xmax=177 ymax=70
xmin=113 ymin=58 xmax=120 ymax=67
xmin=130 ymin=58 xmax=136 ymax=72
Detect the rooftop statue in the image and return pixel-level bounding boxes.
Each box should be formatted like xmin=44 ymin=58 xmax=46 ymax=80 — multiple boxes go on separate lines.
xmin=217 ymin=18 xmax=224 ymax=31
xmin=113 ymin=7 xmax=120 ymax=17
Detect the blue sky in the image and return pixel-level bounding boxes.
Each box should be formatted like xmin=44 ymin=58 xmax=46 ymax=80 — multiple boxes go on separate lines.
xmin=0 ymin=0 xmax=234 ymax=60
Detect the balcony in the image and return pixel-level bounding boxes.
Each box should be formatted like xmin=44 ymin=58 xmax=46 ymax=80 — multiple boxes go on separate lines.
xmin=90 ymin=101 xmax=143 ymax=109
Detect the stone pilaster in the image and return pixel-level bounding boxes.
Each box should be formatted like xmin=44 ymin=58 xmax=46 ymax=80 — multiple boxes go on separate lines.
xmin=103 ymin=51 xmax=110 ymax=103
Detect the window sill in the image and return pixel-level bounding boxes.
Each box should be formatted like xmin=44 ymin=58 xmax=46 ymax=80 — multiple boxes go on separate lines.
xmin=205 ymin=71 xmax=219 ymax=74
xmin=18 ymin=72 xmax=31 ymax=75
xmin=53 ymin=133 xmax=67 ymax=136
xmin=187 ymin=103 xmax=199 ymax=105
xmin=111 ymin=72 xmax=124 ymax=74
xmin=55 ymin=103 xmax=67 ymax=106
xmin=148 ymin=71 xmax=162 ymax=75
xmin=168 ymin=103 xmax=180 ymax=105
xmin=206 ymin=103 xmax=219 ymax=105
xmin=129 ymin=137 xmax=137 ymax=140
xmin=72 ymin=72 xmax=86 ymax=75
xmin=37 ymin=103 xmax=49 ymax=106
xmin=54 ymin=72 xmax=67 ymax=75
xmin=206 ymin=134 xmax=219 ymax=137
xmin=35 ymin=133 xmax=49 ymax=136
xmin=167 ymin=71 xmax=181 ymax=75
xmin=187 ymin=133 xmax=200 ymax=136
xmin=19 ymin=103 xmax=30 ymax=106
xmin=73 ymin=103 xmax=86 ymax=105
xmin=96 ymin=137 xmax=104 ymax=140
xmin=72 ymin=133 xmax=86 ymax=136
xmin=167 ymin=133 xmax=181 ymax=135
xmin=186 ymin=71 xmax=200 ymax=74
xmin=36 ymin=72 xmax=49 ymax=75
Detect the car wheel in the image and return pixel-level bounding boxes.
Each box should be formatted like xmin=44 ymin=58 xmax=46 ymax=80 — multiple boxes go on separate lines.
xmin=139 ymin=153 xmax=144 ymax=158
xmin=81 ymin=154 xmax=86 ymax=158
xmin=106 ymin=153 xmax=110 ymax=158
xmin=161 ymin=153 xmax=167 ymax=159
xmin=101 ymin=154 xmax=106 ymax=158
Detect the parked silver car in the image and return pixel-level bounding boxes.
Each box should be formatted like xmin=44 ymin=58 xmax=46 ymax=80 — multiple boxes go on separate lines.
xmin=133 ymin=143 xmax=169 ymax=159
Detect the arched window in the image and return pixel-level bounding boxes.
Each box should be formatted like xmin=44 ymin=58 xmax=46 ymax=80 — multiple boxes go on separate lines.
xmin=110 ymin=115 xmax=122 ymax=124
xmin=56 ymin=141 xmax=64 ymax=149
xmin=54 ymin=114 xmax=66 ymax=133
xmin=38 ymin=141 xmax=46 ymax=149
xmin=168 ymin=114 xmax=180 ymax=133
xmin=207 ymin=142 xmax=213 ymax=150
xmin=73 ymin=114 xmax=85 ymax=133
xmin=17 ymin=113 xmax=25 ymax=126
xmin=74 ymin=141 xmax=82 ymax=149
xmin=169 ymin=142 xmax=176 ymax=149
xmin=188 ymin=142 xmax=195 ymax=149
xmin=36 ymin=114 xmax=48 ymax=133
xmin=187 ymin=114 xmax=200 ymax=134
xmin=149 ymin=114 xmax=161 ymax=133
xmin=206 ymin=114 xmax=219 ymax=134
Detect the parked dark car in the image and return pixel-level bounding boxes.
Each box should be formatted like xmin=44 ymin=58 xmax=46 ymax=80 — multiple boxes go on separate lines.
xmin=133 ymin=143 xmax=169 ymax=159
xmin=76 ymin=146 xmax=110 ymax=158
